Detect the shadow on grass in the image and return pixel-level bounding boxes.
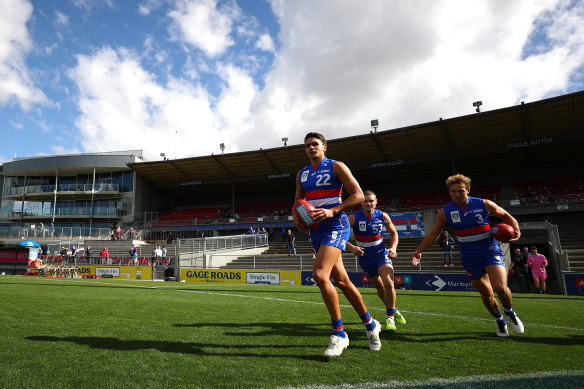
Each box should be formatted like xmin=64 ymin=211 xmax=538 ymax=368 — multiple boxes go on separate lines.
xmin=25 ymin=335 xmax=329 ymax=362
xmin=174 ymin=322 xmax=328 ymax=337
xmin=383 ymin=331 xmax=584 ymax=346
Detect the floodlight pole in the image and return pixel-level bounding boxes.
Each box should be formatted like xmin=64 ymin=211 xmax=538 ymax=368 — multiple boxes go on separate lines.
xmin=371 ymin=119 xmax=379 ymax=133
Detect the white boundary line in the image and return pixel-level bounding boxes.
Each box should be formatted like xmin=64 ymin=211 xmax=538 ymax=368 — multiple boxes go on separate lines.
xmin=6 ymin=277 xmax=584 ymax=332
xmin=277 ymin=370 xmax=584 ymax=389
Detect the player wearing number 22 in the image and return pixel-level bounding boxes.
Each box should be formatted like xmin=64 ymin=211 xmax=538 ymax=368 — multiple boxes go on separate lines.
xmin=294 ymin=132 xmax=381 ymax=357
xmin=411 ymin=174 xmax=525 ymax=337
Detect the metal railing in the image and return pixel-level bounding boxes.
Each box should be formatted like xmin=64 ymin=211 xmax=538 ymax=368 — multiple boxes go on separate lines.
xmin=7 ymin=207 xmax=124 ymax=217
xmin=0 ymin=226 xmax=111 ymax=239
xmin=5 ymin=183 xmax=120 ymax=196
xmin=178 ymin=234 xmax=269 ymax=267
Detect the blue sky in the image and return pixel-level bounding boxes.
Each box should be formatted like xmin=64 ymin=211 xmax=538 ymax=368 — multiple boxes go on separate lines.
xmin=1 ymin=0 xmax=583 ymax=163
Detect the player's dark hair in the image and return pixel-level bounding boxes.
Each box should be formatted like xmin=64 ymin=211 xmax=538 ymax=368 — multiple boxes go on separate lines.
xmin=304 ymin=132 xmax=326 ymax=144
xmin=530 ymin=245 xmax=538 ymax=250
xmin=363 ymin=190 xmax=377 ymax=197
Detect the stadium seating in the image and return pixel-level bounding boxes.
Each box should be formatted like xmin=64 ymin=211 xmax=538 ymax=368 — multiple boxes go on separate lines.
xmin=397 ymin=185 xmax=500 ymax=210
xmin=234 ymin=201 xmax=291 ymax=220
xmin=154 ymin=207 xmax=228 ymax=225
xmin=514 ymin=175 xmax=584 ymax=205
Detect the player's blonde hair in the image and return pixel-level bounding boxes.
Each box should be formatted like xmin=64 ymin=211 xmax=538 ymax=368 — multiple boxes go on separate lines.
xmin=445 ymin=174 xmax=471 ymax=190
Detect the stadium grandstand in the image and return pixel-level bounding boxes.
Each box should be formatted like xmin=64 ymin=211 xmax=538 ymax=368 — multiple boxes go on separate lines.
xmin=1 ymin=91 xmax=584 ymax=292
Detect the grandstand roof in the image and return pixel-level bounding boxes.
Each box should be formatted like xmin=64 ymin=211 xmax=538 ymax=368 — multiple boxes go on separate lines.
xmin=129 ymin=90 xmax=584 ymax=194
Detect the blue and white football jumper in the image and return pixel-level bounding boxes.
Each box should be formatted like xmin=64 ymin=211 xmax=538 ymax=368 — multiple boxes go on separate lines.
xmin=353 ymin=209 xmax=391 ymax=278
xmin=443 ymin=196 xmax=504 ymax=280
xmin=298 ymin=158 xmax=349 ymax=252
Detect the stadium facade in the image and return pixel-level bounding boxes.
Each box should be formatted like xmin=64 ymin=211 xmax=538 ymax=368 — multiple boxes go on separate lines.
xmin=1 ymin=91 xmax=583 ymax=237
xmin=0 ymin=151 xmax=147 ymax=237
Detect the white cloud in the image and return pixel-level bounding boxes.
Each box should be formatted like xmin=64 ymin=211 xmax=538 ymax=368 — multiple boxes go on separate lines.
xmin=241 ymin=0 xmax=584 ymax=148
xmin=9 ymin=119 xmax=23 ymax=130
xmin=68 ymin=46 xmax=246 ymax=159
xmin=50 ymin=145 xmax=81 ymax=155
xmin=65 ymin=0 xmax=584 ymax=161
xmin=255 ymin=33 xmax=275 ymax=52
xmin=54 ymin=10 xmax=69 ymax=26
xmin=72 ymin=0 xmax=114 ymax=11
xmin=0 ymin=0 xmax=48 ymax=110
xmin=168 ymin=0 xmax=237 ymax=58
xmin=137 ymin=0 xmax=165 ymax=16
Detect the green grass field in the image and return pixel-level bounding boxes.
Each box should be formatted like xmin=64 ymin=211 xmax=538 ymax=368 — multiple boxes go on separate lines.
xmin=0 ymin=276 xmax=582 ymax=388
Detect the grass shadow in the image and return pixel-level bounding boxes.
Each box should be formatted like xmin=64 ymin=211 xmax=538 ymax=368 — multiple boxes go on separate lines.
xmin=25 ymin=335 xmax=328 ymax=362
xmin=382 ymin=331 xmax=584 ymax=346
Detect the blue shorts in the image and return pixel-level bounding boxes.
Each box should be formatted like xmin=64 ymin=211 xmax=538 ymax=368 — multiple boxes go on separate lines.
xmin=462 ymin=253 xmax=505 ymax=280
xmin=309 ymin=213 xmax=350 ymax=253
xmin=359 ymin=252 xmax=392 ymax=278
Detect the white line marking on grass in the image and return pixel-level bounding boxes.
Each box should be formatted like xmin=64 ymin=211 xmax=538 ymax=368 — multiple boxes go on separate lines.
xmin=277 ymin=370 xmax=584 ymax=389
xmin=19 ymin=278 xmax=584 ymax=332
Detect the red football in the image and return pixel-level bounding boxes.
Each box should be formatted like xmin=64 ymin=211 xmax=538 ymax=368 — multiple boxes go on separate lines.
xmin=293 ymin=199 xmax=319 ymax=229
xmin=490 ymin=223 xmax=515 ymax=242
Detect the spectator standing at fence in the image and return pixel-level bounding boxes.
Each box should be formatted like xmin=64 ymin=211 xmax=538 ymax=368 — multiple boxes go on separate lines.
xmin=70 ymin=245 xmax=77 ymax=264
xmin=60 ymin=246 xmax=68 ymax=264
xmin=527 ymin=246 xmax=548 ymax=294
xmin=268 ymin=228 xmax=274 ymax=242
xmin=86 ymin=245 xmax=93 ymax=265
xmin=440 ymin=231 xmax=455 ymax=267
xmin=129 ymin=246 xmax=138 ymax=264
xmin=161 ymin=245 xmax=167 ymax=259
xmin=100 ymin=247 xmax=109 ymax=265
xmin=411 ymin=174 xmax=524 ymax=338
xmin=285 ymin=229 xmax=296 ymax=256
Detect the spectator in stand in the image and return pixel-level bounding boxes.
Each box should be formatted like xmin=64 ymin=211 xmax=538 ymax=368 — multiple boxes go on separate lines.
xmin=281 ymin=226 xmax=287 ymax=243
xmin=116 ymin=226 xmax=124 ymax=240
xmin=100 ymin=247 xmax=109 ymax=265
xmin=129 ymin=227 xmax=136 ymax=239
xmin=510 ymin=247 xmax=530 ymax=293
xmin=285 ymin=229 xmax=296 ymax=256
xmin=524 ymin=188 xmax=534 ymax=205
xmin=527 ymin=246 xmax=548 ymax=294
xmin=60 ymin=246 xmax=68 ymax=264
xmin=546 ymin=188 xmax=555 ymax=204
xmin=161 ymin=245 xmax=167 ymax=259
xmin=268 ymin=227 xmax=274 ymax=242
xmin=70 ymin=245 xmax=77 ymax=263
xmin=152 ymin=246 xmax=163 ymax=265
xmin=85 ymin=245 xmax=93 ymax=265
xmin=440 ymin=231 xmax=455 ymax=267
xmin=247 ymin=227 xmax=255 ymax=235
xmin=129 ymin=246 xmax=138 ymax=264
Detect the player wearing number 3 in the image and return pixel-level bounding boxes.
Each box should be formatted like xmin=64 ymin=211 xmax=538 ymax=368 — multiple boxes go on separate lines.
xmin=294 ymin=132 xmax=381 ymax=357
xmin=411 ymin=174 xmax=525 ymax=337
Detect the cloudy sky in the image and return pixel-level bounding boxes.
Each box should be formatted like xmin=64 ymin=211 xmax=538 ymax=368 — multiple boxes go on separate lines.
xmin=1 ymin=0 xmax=583 ymax=162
